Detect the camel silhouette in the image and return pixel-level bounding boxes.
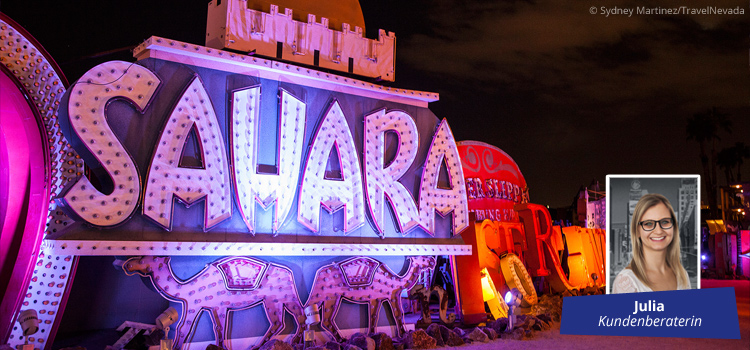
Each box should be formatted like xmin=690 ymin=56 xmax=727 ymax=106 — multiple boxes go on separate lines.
xmin=123 ymin=256 xmax=304 ymax=350
xmin=304 ymin=255 xmax=436 ymax=341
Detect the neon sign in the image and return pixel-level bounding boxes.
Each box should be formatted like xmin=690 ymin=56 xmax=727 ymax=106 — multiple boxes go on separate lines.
xmin=232 ymin=87 xmax=306 ymax=234
xmin=458 ymin=141 xmax=528 ymax=222
xmin=143 ymin=75 xmax=233 ymax=231
xmin=62 ymin=61 xmax=159 ymax=226
xmin=297 ymin=100 xmax=366 ymax=234
xmin=59 ymin=60 xmax=468 ymax=237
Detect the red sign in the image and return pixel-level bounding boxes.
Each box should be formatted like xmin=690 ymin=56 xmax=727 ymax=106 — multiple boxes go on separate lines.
xmin=458 ymin=141 xmax=528 ymax=222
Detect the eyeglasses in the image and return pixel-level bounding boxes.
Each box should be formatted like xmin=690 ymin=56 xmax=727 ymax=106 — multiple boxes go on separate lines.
xmin=638 ymin=218 xmax=673 ymax=231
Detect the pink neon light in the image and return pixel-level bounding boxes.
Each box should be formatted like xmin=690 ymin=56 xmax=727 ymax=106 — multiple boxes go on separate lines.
xmin=0 ymin=70 xmax=49 ymax=342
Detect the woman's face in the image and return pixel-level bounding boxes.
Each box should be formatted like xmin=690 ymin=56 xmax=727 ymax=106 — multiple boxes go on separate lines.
xmin=637 ymin=203 xmax=674 ymax=253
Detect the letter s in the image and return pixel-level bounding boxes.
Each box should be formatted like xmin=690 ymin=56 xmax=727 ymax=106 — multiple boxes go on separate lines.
xmin=61 ymin=61 xmax=160 ymax=226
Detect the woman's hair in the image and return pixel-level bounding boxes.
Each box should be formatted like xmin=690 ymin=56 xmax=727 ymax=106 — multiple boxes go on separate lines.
xmin=627 ymin=193 xmax=689 ymax=289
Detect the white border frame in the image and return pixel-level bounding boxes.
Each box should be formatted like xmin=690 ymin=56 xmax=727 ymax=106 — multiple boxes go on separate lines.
xmin=134 ymin=36 xmax=439 ymax=108
xmin=605 ymin=174 xmax=701 ymax=293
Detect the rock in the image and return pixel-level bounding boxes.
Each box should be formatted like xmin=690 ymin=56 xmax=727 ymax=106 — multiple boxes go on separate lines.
xmin=370 ymin=333 xmax=394 ymax=350
xmin=259 ymin=340 xmax=294 ymax=350
xmin=530 ymin=294 xmax=563 ymax=323
xmin=403 ymin=330 xmax=436 ymax=349
xmin=463 ymin=328 xmax=489 ymax=343
xmin=584 ymin=286 xmax=602 ymax=295
xmin=481 ymin=327 xmax=497 ymax=340
xmin=364 ymin=338 xmax=376 ymax=350
xmin=522 ymin=317 xmax=536 ymax=331
xmin=348 ymin=334 xmax=375 ymax=350
xmin=325 ymin=341 xmax=341 ymax=350
xmin=500 ymin=327 xmax=525 ymax=341
xmin=206 ymin=345 xmax=227 ymax=350
xmin=488 ymin=318 xmax=508 ymax=333
xmin=435 ymin=325 xmax=463 ymax=347
xmin=552 ymin=310 xmax=562 ymax=322
xmin=341 ymin=344 xmax=361 ymax=350
xmin=451 ymin=327 xmax=465 ymax=337
xmin=424 ymin=323 xmax=444 ymax=346
xmin=305 ymin=347 xmax=326 ymax=350
xmin=530 ymin=316 xmax=550 ymax=331
xmin=445 ymin=332 xmax=465 ymax=346
xmin=395 ymin=331 xmax=410 ymax=348
xmin=349 ymin=332 xmax=367 ymax=340
xmin=536 ymin=313 xmax=552 ymax=324
xmin=524 ymin=316 xmax=540 ymax=330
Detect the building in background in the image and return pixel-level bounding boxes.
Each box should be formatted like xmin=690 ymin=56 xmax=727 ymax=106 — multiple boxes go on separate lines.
xmin=573 ymin=180 xmax=605 ymax=230
xmin=703 ymin=182 xmax=749 ymax=279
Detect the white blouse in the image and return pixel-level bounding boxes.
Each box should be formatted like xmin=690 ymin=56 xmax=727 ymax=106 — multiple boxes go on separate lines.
xmin=612 ymin=268 xmax=690 ymax=293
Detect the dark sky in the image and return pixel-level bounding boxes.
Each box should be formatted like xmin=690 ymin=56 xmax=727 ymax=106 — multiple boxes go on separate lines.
xmin=2 ymin=0 xmax=748 ymax=208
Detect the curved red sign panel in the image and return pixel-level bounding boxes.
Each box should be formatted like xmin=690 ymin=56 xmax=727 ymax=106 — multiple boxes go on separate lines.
xmin=457 ymin=141 xmax=528 ymax=222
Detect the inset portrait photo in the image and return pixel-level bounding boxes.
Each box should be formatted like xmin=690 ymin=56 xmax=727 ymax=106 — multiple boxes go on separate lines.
xmin=606 ymin=175 xmax=700 ymax=294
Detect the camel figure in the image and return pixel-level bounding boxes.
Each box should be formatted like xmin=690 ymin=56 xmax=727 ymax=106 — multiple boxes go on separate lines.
xmin=123 ymin=256 xmax=304 ymax=350
xmin=305 ymin=255 xmax=436 ymax=341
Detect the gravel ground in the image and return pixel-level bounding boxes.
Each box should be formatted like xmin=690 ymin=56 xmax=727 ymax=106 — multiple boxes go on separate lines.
xmin=454 ymin=279 xmax=749 ymax=350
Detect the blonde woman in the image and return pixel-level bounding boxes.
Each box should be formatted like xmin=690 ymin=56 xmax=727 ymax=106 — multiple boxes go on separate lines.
xmin=612 ymin=193 xmax=690 ymax=293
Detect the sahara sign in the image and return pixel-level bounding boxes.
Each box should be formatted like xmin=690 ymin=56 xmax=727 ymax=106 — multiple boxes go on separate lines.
xmin=58 ymin=60 xmax=468 ymax=238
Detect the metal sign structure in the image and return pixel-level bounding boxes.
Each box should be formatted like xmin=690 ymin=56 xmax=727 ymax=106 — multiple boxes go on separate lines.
xmin=457 ymin=141 xmax=529 ymax=222
xmin=53 ymin=39 xmax=469 ymax=241
xmin=1 ymin=12 xmax=472 ymax=350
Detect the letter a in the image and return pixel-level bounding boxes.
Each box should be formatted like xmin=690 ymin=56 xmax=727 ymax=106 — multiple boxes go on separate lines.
xmin=418 ymin=119 xmax=469 ymax=235
xmin=143 ymin=75 xmax=231 ymax=230
xmin=298 ymin=100 xmax=365 ymax=233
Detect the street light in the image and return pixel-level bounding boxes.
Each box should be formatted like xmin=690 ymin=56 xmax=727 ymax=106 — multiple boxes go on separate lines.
xmin=504 ymin=288 xmax=522 ymax=331
xmin=16 ymin=310 xmax=38 ymax=350
xmin=155 ymin=307 xmax=178 ymax=350
xmin=303 ymin=304 xmax=321 ymax=348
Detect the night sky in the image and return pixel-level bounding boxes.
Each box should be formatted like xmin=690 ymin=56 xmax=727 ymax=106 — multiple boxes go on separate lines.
xmin=2 ymin=0 xmax=748 ymax=208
